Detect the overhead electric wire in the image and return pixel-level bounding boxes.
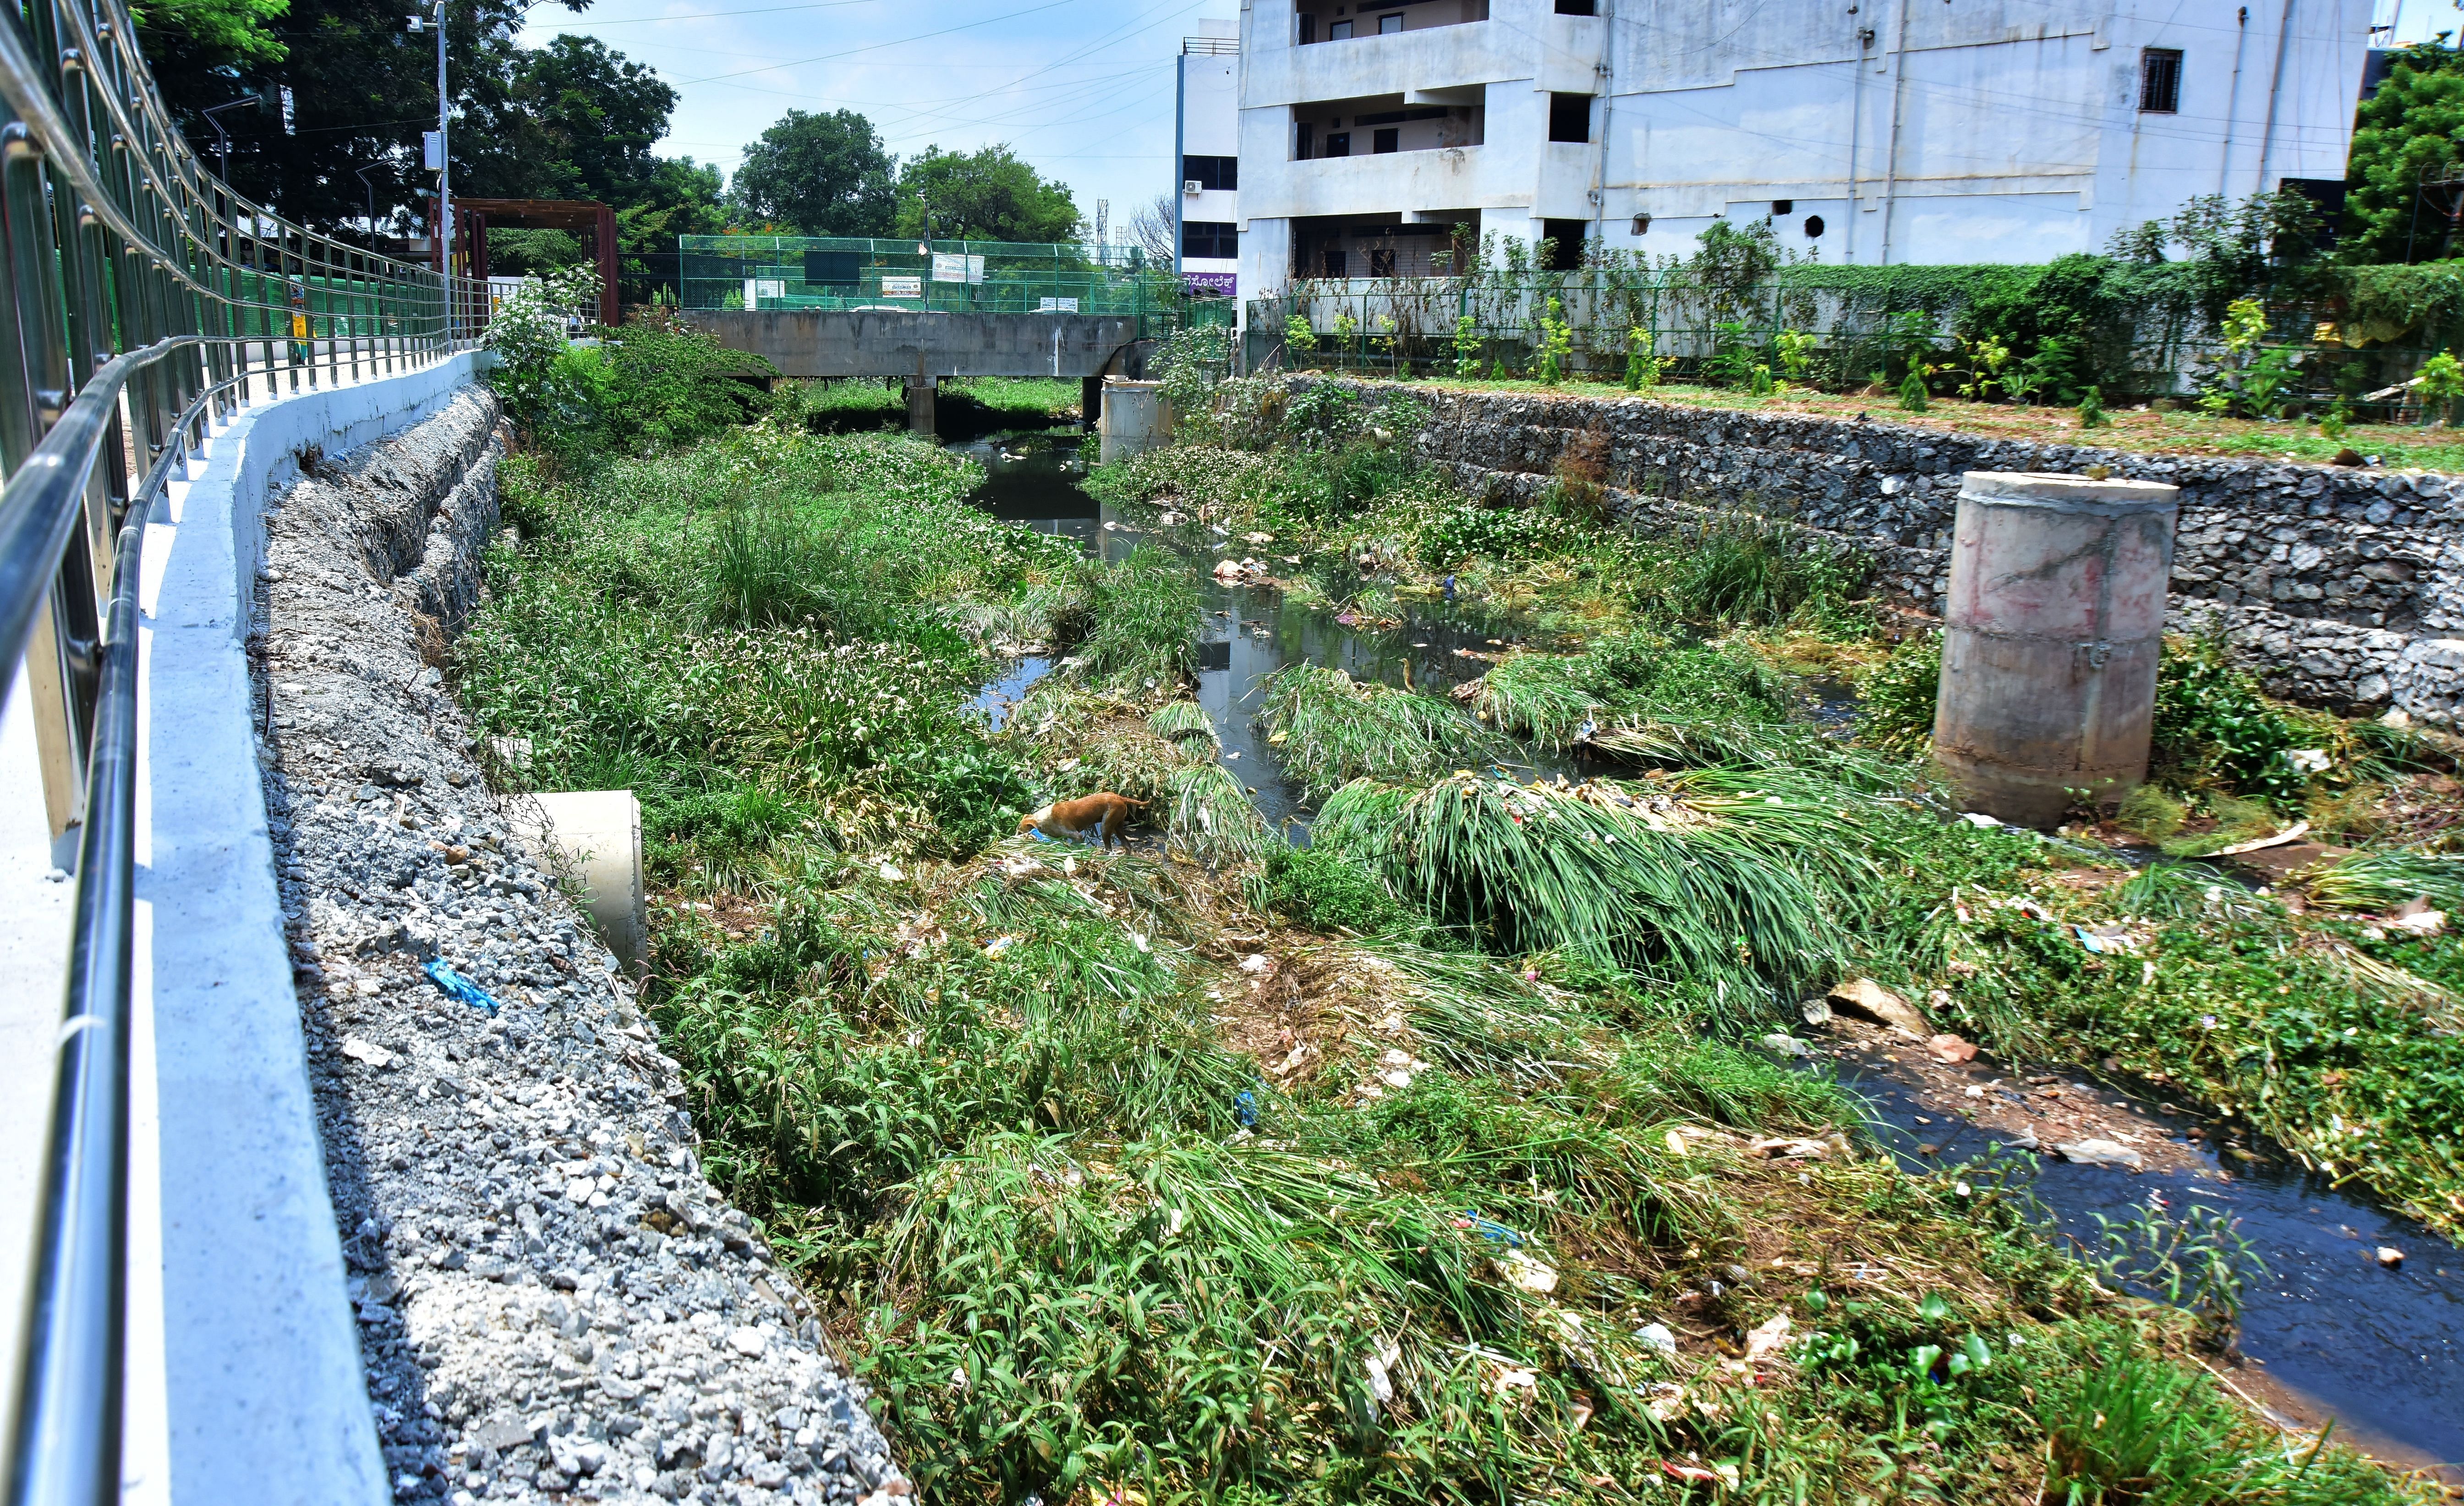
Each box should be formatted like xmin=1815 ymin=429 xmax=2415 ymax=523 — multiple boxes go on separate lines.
xmin=672 ymin=0 xmax=1085 ymax=85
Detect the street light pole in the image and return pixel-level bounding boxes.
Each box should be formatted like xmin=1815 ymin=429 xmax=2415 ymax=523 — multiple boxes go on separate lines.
xmin=201 ymin=94 xmax=256 ymax=185
xmin=435 ymin=0 xmax=450 ymax=283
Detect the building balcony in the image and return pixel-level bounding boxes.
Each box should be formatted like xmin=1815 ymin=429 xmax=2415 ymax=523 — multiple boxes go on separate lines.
xmin=1248 ymin=15 xmax=1517 ymax=109
xmin=1242 ymin=145 xmax=1498 ymax=221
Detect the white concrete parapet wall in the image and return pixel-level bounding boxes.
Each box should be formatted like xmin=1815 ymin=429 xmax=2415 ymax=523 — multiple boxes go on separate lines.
xmin=0 ymin=350 xmax=489 ymax=1506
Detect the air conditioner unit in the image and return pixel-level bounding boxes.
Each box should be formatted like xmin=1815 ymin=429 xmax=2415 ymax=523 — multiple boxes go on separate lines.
xmin=1184 ymin=180 xmax=1204 ymax=195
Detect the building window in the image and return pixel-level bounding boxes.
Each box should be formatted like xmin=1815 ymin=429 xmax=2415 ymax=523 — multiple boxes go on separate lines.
xmin=2140 ymin=48 xmax=2182 ymax=112
xmin=1803 ymin=214 xmax=1825 ymax=238
xmin=1542 ymin=218 xmax=1587 ymax=270
xmin=1379 ymin=11 xmax=1403 ymax=31
xmin=1329 ymin=18 xmax=1353 ymax=38
xmin=1373 ymin=127 xmax=1399 ymax=153
xmin=1183 ymin=154 xmax=1237 ymax=191
xmin=1322 ymin=247 xmax=1347 ymax=276
xmin=1296 ymin=123 xmax=1314 ymax=159
xmin=1369 ymin=247 xmax=1397 ymax=276
xmin=1183 ymin=220 xmax=1238 ymax=259
xmin=1325 ymin=131 xmax=1351 ymax=157
xmin=1548 ymin=93 xmax=1591 ymax=143
xmin=1298 ymin=12 xmax=1316 ymax=42
xmin=1555 ymin=0 xmax=1597 ymax=11
xmin=1772 ymin=198 xmax=1793 ymax=215
xmin=1632 ymin=214 xmax=1650 ymax=235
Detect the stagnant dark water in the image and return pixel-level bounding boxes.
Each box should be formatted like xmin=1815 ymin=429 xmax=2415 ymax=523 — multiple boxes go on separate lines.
xmin=952 ymin=427 xmax=2464 ymax=1476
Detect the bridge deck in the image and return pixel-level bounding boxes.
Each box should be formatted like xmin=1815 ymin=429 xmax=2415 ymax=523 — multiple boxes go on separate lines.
xmin=684 ymin=309 xmax=1145 ymax=380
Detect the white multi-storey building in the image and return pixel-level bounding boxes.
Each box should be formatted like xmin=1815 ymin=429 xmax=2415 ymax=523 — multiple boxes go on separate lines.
xmin=1235 ymin=0 xmax=2371 ymax=291
xmin=1178 ymin=20 xmax=1243 ymax=298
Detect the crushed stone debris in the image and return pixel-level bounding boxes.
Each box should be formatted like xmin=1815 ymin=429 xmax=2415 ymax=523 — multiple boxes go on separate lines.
xmin=251 ymin=390 xmax=903 ymax=1506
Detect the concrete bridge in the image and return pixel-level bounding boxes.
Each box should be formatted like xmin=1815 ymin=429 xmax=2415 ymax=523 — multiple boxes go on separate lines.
xmin=683 ymin=308 xmax=1153 ymax=432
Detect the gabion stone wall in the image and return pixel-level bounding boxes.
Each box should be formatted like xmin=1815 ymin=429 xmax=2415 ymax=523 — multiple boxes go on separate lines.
xmin=1391 ymin=385 xmax=2464 ymax=723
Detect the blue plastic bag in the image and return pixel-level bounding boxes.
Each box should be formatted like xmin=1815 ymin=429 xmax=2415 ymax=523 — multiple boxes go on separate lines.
xmin=422 ymin=958 xmax=502 ymax=1015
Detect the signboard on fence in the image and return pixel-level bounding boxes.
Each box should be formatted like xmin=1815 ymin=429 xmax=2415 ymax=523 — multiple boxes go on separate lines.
xmin=881 ymin=275 xmax=925 ymax=298
xmin=1038 ymin=296 xmax=1080 ymax=312
xmin=740 ymin=278 xmax=785 ymax=308
xmin=931 ymin=253 xmax=986 ymax=284
xmin=1183 ymin=271 xmax=1237 ymax=296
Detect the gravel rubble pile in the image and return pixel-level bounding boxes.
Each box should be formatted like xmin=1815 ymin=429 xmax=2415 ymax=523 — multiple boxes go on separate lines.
xmin=251 ymin=389 xmax=906 ymax=1506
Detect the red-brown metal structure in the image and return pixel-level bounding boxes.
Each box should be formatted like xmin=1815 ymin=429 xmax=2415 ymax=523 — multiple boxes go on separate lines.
xmin=434 ymin=197 xmax=621 ymax=326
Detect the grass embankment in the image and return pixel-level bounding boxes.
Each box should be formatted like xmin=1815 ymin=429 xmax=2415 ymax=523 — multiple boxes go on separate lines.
xmin=794 ymin=375 xmax=1082 ymax=436
xmin=452 ymin=366 xmax=2449 ymax=1502
xmin=1357 ymin=371 xmax=2464 ymax=473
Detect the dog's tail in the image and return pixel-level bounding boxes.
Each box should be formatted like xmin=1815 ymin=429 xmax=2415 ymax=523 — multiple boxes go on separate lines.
xmin=1115 ymin=795 xmax=1150 ymax=808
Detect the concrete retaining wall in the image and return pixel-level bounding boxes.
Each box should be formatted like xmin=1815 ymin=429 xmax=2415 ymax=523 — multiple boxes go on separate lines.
xmin=131 ymin=351 xmax=492 ymax=1504
xmin=1388 ymin=385 xmax=2464 ymax=722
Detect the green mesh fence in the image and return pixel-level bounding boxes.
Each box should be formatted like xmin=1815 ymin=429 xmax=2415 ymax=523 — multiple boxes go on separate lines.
xmin=679 ymin=236 xmax=1182 ymax=324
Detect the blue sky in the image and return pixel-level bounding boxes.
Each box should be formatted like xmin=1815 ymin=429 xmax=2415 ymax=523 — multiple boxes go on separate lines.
xmin=515 ymin=0 xmax=1239 ymax=230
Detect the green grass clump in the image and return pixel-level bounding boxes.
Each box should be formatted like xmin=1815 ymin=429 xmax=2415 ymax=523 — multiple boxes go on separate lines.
xmin=2308 ymin=849 xmax=2464 ymax=912
xmin=1317 ymin=770 xmax=1894 ymax=997
xmin=2151 ymin=634 xmax=2311 ymax=806
xmin=1468 ymin=634 xmax=1791 ymax=749
xmin=1853 ymin=631 xmax=1941 ymax=756
xmin=1062 ymin=542 xmax=1199 ymax=695
xmin=1658 ymin=512 xmax=1872 ymax=628
xmin=1257 ymin=841 xmax=1408 ymax=934
xmin=2041 ymin=1352 xmax=2394 ymax=1505
xmin=1254 ymin=663 xmax=1511 ymax=799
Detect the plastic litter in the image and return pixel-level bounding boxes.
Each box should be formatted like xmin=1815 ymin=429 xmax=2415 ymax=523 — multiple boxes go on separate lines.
xmin=1499 ymin=1249 xmax=1558 ymax=1293
xmin=1451 ymin=1210 xmax=1526 ymax=1246
xmin=1634 ymin=1322 xmax=1678 ymax=1354
xmin=1234 ymin=1090 xmax=1258 ymax=1129
xmin=422 ymin=958 xmax=501 ymax=1015
xmin=983 ymin=935 xmax=1018 ymax=958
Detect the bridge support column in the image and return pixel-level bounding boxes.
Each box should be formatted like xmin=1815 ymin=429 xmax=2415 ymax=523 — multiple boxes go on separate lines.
xmin=905 ymin=373 xmax=937 ymax=435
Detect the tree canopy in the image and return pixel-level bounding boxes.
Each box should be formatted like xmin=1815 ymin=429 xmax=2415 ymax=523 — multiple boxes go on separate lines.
xmin=460 ymin=35 xmax=675 ymax=206
xmin=894 ymin=143 xmax=1080 ymax=244
xmin=2344 ymin=42 xmax=2464 ymax=264
xmin=729 ymin=109 xmax=896 ymax=236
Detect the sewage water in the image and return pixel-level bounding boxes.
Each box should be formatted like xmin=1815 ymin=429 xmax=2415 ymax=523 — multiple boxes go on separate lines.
xmin=954 ymin=427 xmax=2464 ymax=1477
xmin=952 ymin=427 xmax=1599 ymax=832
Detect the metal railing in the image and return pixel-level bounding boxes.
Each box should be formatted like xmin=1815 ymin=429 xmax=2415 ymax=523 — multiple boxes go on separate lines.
xmin=0 ymin=0 xmax=487 ymax=1495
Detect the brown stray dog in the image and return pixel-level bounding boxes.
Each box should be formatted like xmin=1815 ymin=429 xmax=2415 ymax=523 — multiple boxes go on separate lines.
xmin=1018 ymin=792 xmax=1146 ymax=849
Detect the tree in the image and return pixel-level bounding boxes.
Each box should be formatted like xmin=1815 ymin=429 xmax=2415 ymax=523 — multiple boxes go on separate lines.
xmin=2343 ymin=41 xmax=2464 ymax=264
xmin=460 ymin=35 xmax=675 ymax=207
xmin=729 ymin=109 xmax=895 ymax=237
xmin=1128 ymin=192 xmax=1175 ymax=265
xmin=148 ymin=0 xmax=594 ymax=237
xmin=135 ymin=0 xmax=290 ymax=64
xmin=894 ymin=144 xmax=1079 ymax=244
xmin=618 ymin=156 xmax=730 ymax=301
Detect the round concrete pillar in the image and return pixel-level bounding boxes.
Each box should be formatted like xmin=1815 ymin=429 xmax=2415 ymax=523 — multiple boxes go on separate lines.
xmin=1098 ymin=377 xmax=1169 ymax=464
xmin=1932 ymin=471 xmax=2180 ymax=827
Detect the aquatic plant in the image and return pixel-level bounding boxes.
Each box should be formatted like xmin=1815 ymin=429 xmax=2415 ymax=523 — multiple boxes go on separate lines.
xmin=1659 ymin=512 xmax=1872 ymax=627
xmin=1316 ymin=771 xmax=1872 ymax=993
xmin=1253 ymin=663 xmax=1510 ymax=799
xmin=2308 ymin=849 xmax=2464 ymax=912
